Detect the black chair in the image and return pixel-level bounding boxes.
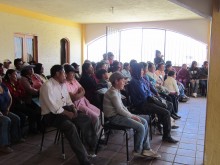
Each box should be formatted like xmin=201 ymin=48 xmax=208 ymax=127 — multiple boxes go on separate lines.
xmin=95 ymin=92 xmax=131 ymax=162
xmin=39 ymin=116 xmax=65 ymax=160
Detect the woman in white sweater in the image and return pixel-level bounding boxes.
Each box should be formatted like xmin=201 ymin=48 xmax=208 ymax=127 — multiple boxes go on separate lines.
xmin=103 ymin=71 xmax=160 ymax=158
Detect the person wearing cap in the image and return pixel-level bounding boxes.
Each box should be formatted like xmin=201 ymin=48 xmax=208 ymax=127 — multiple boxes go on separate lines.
xmin=103 ymin=71 xmax=160 ymax=158
xmin=40 ymin=65 xmax=97 ymax=165
xmin=3 ymin=59 xmax=12 ymax=74
xmin=64 ymin=65 xmax=101 ymax=134
xmin=71 ymin=62 xmax=81 ymax=81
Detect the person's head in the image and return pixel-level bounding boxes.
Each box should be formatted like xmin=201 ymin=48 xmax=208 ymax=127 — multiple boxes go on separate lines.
xmin=191 ymin=61 xmax=197 ymax=68
xmin=3 ymin=59 xmax=12 ymax=69
xmin=123 ymin=62 xmax=130 ymax=71
xmin=96 ymin=69 xmax=108 ymax=80
xmin=82 ymin=62 xmax=94 ymax=75
xmin=50 ymin=65 xmax=66 ymax=83
xmin=148 ymin=62 xmax=156 ymax=73
xmin=84 ymin=59 xmax=91 ymax=64
xmin=14 ymin=58 xmax=23 ymax=70
xmin=107 ymin=52 xmax=114 ymax=60
xmin=168 ymin=70 xmax=176 ymax=79
xmin=29 ymin=60 xmax=37 ymax=65
xmin=71 ymin=62 xmax=80 ymax=72
xmin=21 ymin=64 xmax=35 ymax=77
xmin=96 ymin=62 xmax=107 ymax=71
xmin=0 ymin=63 xmax=3 ymax=75
xmin=182 ymin=64 xmax=187 ymax=70
xmin=203 ymin=61 xmax=208 ymax=69
xmin=165 ymin=64 xmax=173 ymax=71
xmin=64 ymin=64 xmax=77 ymax=81
xmin=130 ymin=63 xmax=144 ymax=79
xmin=112 ymin=61 xmax=121 ymax=72
xmin=103 ymin=53 xmax=108 ymax=60
xmin=140 ymin=62 xmax=148 ymax=75
xmin=155 ymin=50 xmax=161 ymax=58
xmin=130 ymin=59 xmax=137 ymax=67
xmin=34 ymin=63 xmax=44 ymax=75
xmin=157 ymin=62 xmax=165 ymax=71
xmin=4 ymin=69 xmax=17 ymax=82
xmin=165 ymin=61 xmax=172 ymax=66
xmin=109 ymin=71 xmax=125 ymax=90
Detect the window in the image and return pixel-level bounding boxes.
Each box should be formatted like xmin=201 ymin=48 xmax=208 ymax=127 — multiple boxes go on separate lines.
xmin=14 ymin=33 xmax=38 ymax=62
xmin=86 ymin=28 xmax=207 ymax=66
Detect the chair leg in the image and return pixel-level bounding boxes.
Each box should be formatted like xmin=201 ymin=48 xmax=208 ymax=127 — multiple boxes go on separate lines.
xmin=61 ymin=132 xmax=65 ymax=160
xmin=40 ymin=128 xmax=45 ymax=152
xmin=125 ymin=131 xmax=129 ymax=162
xmin=149 ymin=116 xmax=153 ymax=140
xmin=105 ymin=129 xmax=111 ymax=145
xmin=54 ymin=129 xmax=59 ymax=144
xmin=95 ymin=127 xmax=104 ymax=154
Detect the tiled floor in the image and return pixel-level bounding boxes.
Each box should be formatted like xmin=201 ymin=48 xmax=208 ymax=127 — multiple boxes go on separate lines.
xmin=0 ymin=98 xmax=206 ymax=165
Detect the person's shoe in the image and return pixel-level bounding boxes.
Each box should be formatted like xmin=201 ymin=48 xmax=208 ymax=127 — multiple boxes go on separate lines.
xmin=142 ymin=149 xmax=161 ymax=158
xmin=133 ymin=151 xmax=145 ymax=157
xmin=171 ymin=125 xmax=179 ymax=129
xmin=162 ymin=137 xmax=179 ymax=143
xmin=171 ymin=115 xmax=180 ymax=120
xmin=88 ymin=154 xmax=97 ymax=158
xmin=192 ymin=93 xmax=197 ymax=98
xmin=0 ymin=146 xmax=13 ymax=153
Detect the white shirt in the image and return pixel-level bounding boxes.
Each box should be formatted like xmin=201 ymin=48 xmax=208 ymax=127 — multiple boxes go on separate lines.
xmin=40 ymin=78 xmax=73 ymax=115
xmin=164 ymin=76 xmax=180 ymax=95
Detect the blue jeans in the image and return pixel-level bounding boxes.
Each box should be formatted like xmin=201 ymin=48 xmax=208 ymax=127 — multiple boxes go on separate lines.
xmin=178 ymin=82 xmax=185 ymax=97
xmin=109 ymin=115 xmax=150 ymax=153
xmin=0 ymin=115 xmax=10 ymax=146
xmin=0 ymin=112 xmax=21 ymax=145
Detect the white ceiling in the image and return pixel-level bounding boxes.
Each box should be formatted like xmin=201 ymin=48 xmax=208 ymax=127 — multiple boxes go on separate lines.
xmin=0 ymin=0 xmax=202 ymax=23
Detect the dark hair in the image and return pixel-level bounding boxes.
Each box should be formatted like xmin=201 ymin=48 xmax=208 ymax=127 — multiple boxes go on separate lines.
xmin=50 ymin=65 xmax=63 ymax=77
xmin=148 ymin=62 xmax=154 ymax=70
xmin=140 ymin=62 xmax=148 ymax=70
xmin=107 ymin=52 xmax=114 ymax=57
xmin=123 ymin=62 xmax=129 ymax=69
xmin=165 ymin=61 xmax=172 ymax=66
xmin=168 ymin=70 xmax=176 ymax=77
xmin=165 ymin=64 xmax=172 ymax=69
xmin=34 ymin=63 xmax=43 ymax=74
xmin=191 ymin=61 xmax=197 ymax=68
xmin=112 ymin=61 xmax=120 ymax=72
xmin=4 ymin=69 xmax=16 ymax=82
xmin=96 ymin=69 xmax=107 ymax=80
xmin=157 ymin=62 xmax=164 ymax=70
xmin=96 ymin=62 xmax=105 ymax=71
xmin=155 ymin=50 xmax=161 ymax=56
xmin=14 ymin=58 xmax=22 ymax=66
xmin=130 ymin=59 xmax=137 ymax=67
xmin=0 ymin=63 xmax=3 ymax=67
xmin=203 ymin=61 xmax=208 ymax=65
xmin=82 ymin=62 xmax=92 ymax=75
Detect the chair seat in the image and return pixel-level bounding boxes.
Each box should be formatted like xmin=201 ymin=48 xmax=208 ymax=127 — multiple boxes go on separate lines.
xmin=104 ymin=122 xmax=130 ymax=131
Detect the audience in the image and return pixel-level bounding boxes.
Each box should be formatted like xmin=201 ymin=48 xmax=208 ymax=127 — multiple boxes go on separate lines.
xmin=0 ymin=63 xmax=4 ymax=77
xmin=103 ymin=71 xmax=160 ymax=158
xmin=96 ymin=69 xmax=109 ymax=90
xmin=14 ymin=58 xmax=23 ymax=79
xmin=154 ymin=50 xmax=164 ymax=67
xmin=40 ymin=65 xmax=97 ymax=165
xmin=177 ymin=64 xmax=190 ymax=88
xmin=71 ymin=62 xmax=81 ymax=81
xmin=121 ymin=62 xmax=131 ymax=81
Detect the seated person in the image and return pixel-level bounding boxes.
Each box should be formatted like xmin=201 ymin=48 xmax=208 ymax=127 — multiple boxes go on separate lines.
xmin=164 ymin=71 xmax=180 ymax=113
xmin=3 ymin=69 xmax=39 ymax=134
xmin=121 ymin=62 xmax=132 ymax=81
xmin=20 ymin=65 xmax=41 ymax=133
xmin=64 ymin=65 xmax=101 ymax=133
xmin=40 ymin=65 xmax=98 ymax=165
xmin=189 ymin=61 xmax=200 ymax=97
xmin=177 ymin=64 xmax=190 ymax=88
xmin=34 ymin=63 xmax=48 ymax=83
xmin=0 ymin=63 xmax=4 ymax=77
xmin=79 ymin=63 xmax=97 ymax=105
xmin=103 ymin=71 xmax=160 ymax=158
xmin=199 ymin=61 xmax=208 ymax=96
xmin=0 ymin=75 xmax=22 ymax=147
xmin=128 ymin=63 xmax=178 ymax=143
xmin=71 ymin=62 xmax=81 ymax=81
xmin=96 ymin=69 xmax=110 ymax=90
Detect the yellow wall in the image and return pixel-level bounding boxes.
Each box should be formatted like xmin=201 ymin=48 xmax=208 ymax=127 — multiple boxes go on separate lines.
xmin=0 ymin=6 xmax=82 ymax=75
xmin=204 ymin=0 xmax=220 ymax=164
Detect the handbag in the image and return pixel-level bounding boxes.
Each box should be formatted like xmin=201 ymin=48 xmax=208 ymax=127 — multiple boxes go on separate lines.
xmin=147 ymin=96 xmax=168 ymax=109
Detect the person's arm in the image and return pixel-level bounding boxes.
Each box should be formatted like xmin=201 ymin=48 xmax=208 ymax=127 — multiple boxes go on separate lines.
xmin=5 ymin=91 xmax=12 ymax=115
xmin=173 ymin=79 xmax=180 ymax=95
xmin=21 ymin=77 xmax=39 ymax=95
xmin=69 ymin=87 xmax=85 ymax=101
xmin=110 ymin=91 xmax=132 ymax=118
